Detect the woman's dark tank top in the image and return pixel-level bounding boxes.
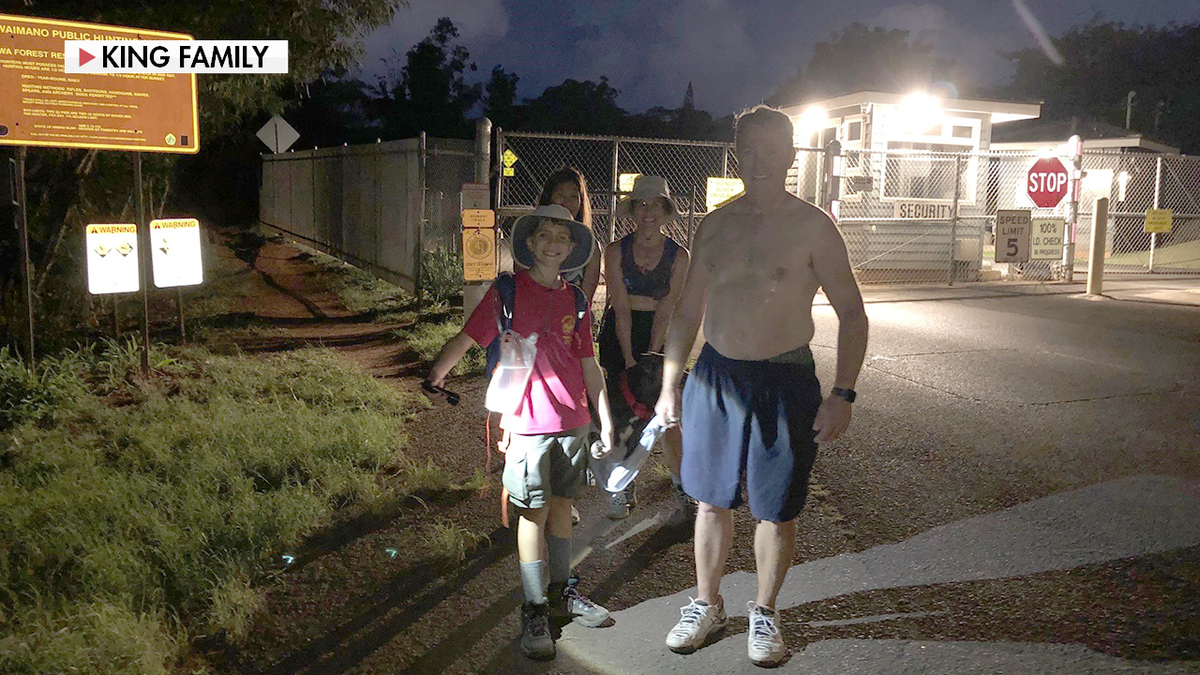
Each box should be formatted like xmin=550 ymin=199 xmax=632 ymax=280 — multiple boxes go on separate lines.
xmin=620 ymin=235 xmax=680 ymax=299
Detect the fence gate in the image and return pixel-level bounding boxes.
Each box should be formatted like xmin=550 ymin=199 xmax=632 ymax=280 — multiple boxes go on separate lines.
xmin=496 ymin=131 xmax=737 ymax=252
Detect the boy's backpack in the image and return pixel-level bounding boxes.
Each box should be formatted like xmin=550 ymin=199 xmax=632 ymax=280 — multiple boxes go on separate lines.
xmin=483 ymin=272 xmax=589 ymax=377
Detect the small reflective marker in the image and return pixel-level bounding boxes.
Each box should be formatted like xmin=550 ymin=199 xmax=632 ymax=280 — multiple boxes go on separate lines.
xmin=385 ymin=548 xmax=398 ymax=558
xmin=281 ymin=554 xmax=295 ymax=565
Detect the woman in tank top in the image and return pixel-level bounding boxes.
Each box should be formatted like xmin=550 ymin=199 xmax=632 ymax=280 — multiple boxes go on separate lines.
xmin=599 ymin=175 xmax=691 ymax=519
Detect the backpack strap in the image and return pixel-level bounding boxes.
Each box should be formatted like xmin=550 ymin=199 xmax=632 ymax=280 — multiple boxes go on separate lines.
xmin=567 ymin=282 xmax=589 ymax=331
xmin=495 ymin=272 xmax=517 ymax=333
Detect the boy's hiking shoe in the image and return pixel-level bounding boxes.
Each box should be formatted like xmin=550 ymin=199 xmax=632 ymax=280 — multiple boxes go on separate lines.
xmin=665 ymin=596 xmax=727 ymax=654
xmin=549 ymin=576 xmax=610 ymax=627
xmin=607 ymin=486 xmax=634 ymax=519
xmin=747 ymin=602 xmax=786 ymax=667
xmin=520 ymin=602 xmax=555 ymax=660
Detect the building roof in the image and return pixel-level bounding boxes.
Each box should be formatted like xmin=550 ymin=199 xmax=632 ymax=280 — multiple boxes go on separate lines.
xmin=779 ymin=90 xmax=1041 ymax=124
xmin=990 ymin=117 xmax=1179 ymax=153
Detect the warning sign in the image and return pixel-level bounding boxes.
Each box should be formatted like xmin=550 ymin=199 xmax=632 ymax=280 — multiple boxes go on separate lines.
xmin=619 ymin=173 xmax=642 ymax=193
xmin=462 ymin=227 xmax=496 ymax=281
xmin=0 ymin=13 xmax=199 ymax=153
xmin=706 ymin=177 xmax=744 ymax=212
xmin=150 ymin=217 xmax=203 ymax=288
xmin=86 ymin=222 xmax=139 ymax=294
xmin=1145 ymin=209 xmax=1173 ymax=234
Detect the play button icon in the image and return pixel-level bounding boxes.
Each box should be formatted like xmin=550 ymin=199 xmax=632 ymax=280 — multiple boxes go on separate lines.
xmin=78 ymin=48 xmax=95 ymax=66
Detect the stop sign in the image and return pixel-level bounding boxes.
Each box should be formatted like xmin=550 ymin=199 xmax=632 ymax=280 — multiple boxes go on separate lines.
xmin=1027 ymin=157 xmax=1070 ymax=208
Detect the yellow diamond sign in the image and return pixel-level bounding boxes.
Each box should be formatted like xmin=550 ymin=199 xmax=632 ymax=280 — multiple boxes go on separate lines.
xmin=502 ymin=149 xmax=519 ymax=168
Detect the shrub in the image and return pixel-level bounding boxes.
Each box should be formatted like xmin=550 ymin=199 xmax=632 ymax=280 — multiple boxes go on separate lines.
xmin=419 ymin=247 xmax=464 ymax=305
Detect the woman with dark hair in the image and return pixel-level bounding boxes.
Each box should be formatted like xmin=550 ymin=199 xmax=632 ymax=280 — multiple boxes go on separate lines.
xmin=535 ymin=168 xmax=602 ymax=303
xmin=598 ymin=175 xmax=691 ymax=520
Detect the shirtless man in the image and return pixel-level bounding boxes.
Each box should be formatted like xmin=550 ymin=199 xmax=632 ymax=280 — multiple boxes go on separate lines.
xmin=657 ymin=105 xmax=868 ymax=667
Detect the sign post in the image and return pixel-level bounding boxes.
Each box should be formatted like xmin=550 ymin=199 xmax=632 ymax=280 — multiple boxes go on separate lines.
xmin=0 ymin=13 xmax=201 ymax=371
xmin=995 ymin=210 xmax=1031 ymax=264
xmin=150 ymin=217 xmax=204 ymax=339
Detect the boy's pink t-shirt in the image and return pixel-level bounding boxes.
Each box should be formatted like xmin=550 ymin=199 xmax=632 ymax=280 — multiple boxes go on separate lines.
xmin=463 ymin=272 xmax=595 ymax=435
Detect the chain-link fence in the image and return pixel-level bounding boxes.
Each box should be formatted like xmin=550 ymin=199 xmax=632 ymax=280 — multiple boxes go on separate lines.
xmin=1073 ymin=152 xmax=1200 ymax=274
xmin=828 ymin=146 xmax=1200 ymax=284
xmin=260 ymin=136 xmax=475 ymax=292
xmin=496 ymin=131 xmax=738 ymax=251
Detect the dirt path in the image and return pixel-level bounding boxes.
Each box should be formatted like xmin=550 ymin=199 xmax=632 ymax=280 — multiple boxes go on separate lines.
xmin=199 ymin=236 xmax=850 ymax=675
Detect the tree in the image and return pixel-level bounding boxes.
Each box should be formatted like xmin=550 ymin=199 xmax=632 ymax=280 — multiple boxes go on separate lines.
xmin=770 ymin=23 xmax=956 ymax=106
xmin=484 ymin=66 xmax=520 ymax=131
xmin=376 ymin=18 xmax=480 ymax=139
xmin=521 ymin=77 xmax=627 ymax=134
xmin=1001 ymin=20 xmax=1200 ymax=153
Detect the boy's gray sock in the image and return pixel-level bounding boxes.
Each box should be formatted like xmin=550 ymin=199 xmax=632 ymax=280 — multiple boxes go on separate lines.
xmin=547 ymin=535 xmax=571 ymax=585
xmin=520 ymin=560 xmax=547 ymax=605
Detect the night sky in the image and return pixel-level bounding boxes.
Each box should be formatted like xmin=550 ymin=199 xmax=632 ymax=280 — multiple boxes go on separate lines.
xmin=359 ymin=0 xmax=1200 ymax=115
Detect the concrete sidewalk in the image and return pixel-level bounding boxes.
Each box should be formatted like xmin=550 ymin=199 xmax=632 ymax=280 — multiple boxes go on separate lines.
xmin=815 ymin=275 xmax=1200 ymax=308
xmin=562 ymin=477 xmax=1200 ymax=674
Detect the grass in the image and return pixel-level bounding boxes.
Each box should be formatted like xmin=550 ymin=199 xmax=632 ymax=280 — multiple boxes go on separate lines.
xmin=0 ymin=339 xmax=432 ymax=674
xmin=396 ymin=314 xmax=486 ymax=377
xmin=421 ymin=516 xmax=489 ymax=566
xmin=288 ymin=245 xmax=413 ymax=317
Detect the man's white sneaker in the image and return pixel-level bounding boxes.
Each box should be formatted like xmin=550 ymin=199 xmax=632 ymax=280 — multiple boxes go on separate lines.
xmin=747 ymin=602 xmax=785 ymax=667
xmin=665 ymin=596 xmax=727 ymax=653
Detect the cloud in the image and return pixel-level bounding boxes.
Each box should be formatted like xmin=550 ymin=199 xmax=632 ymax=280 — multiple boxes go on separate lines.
xmin=558 ymin=0 xmax=802 ymax=115
xmin=357 ymin=0 xmax=509 ymax=80
xmin=871 ymin=3 xmax=1023 ymax=93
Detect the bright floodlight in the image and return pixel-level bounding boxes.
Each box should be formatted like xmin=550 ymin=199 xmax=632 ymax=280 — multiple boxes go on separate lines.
xmin=798 ymin=105 xmax=827 ymax=141
xmin=897 ymin=93 xmax=941 ymax=133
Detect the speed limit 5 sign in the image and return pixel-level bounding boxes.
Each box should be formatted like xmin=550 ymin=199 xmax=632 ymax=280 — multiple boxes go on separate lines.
xmin=995 ymin=210 xmax=1031 ymax=263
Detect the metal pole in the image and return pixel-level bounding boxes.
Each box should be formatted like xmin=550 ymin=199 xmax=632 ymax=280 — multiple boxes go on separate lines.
xmin=416 ymin=131 xmax=427 ymax=300
xmin=948 ymin=155 xmax=963 ymax=286
xmin=135 ymin=151 xmax=150 ymax=372
xmin=722 ymin=146 xmax=729 ymax=179
xmin=494 ymin=126 xmax=504 ymax=211
xmin=689 ymin=185 xmax=697 ymax=248
xmin=14 ymin=148 xmax=35 ymax=364
xmin=176 ymin=288 xmax=186 ymax=342
xmin=610 ymin=140 xmax=620 ymax=245
xmin=1087 ymin=197 xmax=1109 ymax=295
xmin=1063 ymin=135 xmax=1082 ymax=283
xmin=1150 ymin=156 xmax=1162 ymax=273
xmin=825 ymin=140 xmax=842 ymax=218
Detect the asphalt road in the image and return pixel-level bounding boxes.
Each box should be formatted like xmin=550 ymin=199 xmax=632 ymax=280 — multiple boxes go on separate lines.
xmin=564 ymin=284 xmax=1200 ymax=674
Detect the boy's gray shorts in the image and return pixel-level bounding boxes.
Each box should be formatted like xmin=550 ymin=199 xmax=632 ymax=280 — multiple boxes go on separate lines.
xmin=503 ymin=426 xmax=590 ymax=509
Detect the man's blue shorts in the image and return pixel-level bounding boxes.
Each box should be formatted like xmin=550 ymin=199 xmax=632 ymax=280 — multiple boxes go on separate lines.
xmin=681 ymin=343 xmax=822 ymax=523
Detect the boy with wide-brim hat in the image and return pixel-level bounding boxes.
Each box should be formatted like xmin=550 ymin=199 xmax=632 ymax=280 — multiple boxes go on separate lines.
xmin=428 ymin=203 xmax=616 ymax=661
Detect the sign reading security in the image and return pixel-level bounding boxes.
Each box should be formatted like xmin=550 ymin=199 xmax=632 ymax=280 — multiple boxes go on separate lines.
xmin=66 ymin=40 xmax=287 ymax=73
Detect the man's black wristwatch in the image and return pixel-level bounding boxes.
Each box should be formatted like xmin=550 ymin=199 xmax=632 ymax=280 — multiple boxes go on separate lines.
xmin=831 ymin=387 xmax=856 ymax=403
